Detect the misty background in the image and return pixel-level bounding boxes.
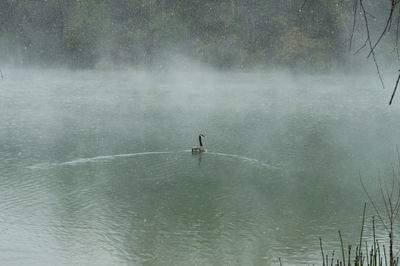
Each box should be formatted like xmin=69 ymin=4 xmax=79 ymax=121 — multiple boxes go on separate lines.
xmin=1 ymin=0 xmax=400 ymax=265
xmin=0 ymin=0 xmax=397 ymax=70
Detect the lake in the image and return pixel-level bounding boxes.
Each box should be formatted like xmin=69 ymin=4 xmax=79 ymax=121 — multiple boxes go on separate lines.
xmin=1 ymin=68 xmax=399 ymax=265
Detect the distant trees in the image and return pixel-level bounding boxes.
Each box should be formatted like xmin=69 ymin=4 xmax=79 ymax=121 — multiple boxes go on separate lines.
xmin=0 ymin=0 xmax=390 ymax=70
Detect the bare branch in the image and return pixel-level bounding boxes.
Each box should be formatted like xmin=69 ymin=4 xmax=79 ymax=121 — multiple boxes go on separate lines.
xmin=364 ymin=10 xmax=376 ymax=20
xmin=349 ymin=0 xmax=358 ymax=52
xmin=353 ymin=39 xmax=368 ymax=55
xmin=360 ymin=0 xmax=386 ymax=89
xmin=378 ymin=174 xmax=391 ymax=219
xmin=359 ymin=170 xmax=389 ymax=231
xmin=389 ymin=70 xmax=400 ymax=105
xmin=367 ymin=0 xmax=397 ymax=58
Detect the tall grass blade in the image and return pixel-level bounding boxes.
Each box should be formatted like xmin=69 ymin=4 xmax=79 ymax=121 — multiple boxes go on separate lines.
xmin=339 ymin=230 xmax=346 ymax=266
xmin=320 ymin=237 xmax=325 ymax=266
xmin=360 ymin=203 xmax=367 ymax=261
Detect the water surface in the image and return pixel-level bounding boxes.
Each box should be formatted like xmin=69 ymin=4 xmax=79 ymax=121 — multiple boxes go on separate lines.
xmin=1 ymin=69 xmax=399 ymax=265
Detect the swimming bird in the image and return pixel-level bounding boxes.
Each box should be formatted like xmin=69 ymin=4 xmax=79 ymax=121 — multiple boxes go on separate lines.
xmin=192 ymin=134 xmax=205 ymax=153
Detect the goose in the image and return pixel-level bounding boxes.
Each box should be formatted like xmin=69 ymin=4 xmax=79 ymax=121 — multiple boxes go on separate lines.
xmin=192 ymin=134 xmax=205 ymax=153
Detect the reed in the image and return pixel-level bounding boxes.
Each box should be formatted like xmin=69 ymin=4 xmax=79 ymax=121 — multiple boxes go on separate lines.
xmin=281 ymin=154 xmax=400 ymax=265
xmin=320 ymin=207 xmax=399 ymax=266
xmin=318 ymin=151 xmax=400 ymax=266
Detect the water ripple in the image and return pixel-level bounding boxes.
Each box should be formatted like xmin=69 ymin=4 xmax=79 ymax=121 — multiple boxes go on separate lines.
xmin=205 ymin=152 xmax=280 ymax=169
xmin=27 ymin=151 xmax=173 ymax=169
xmin=27 ymin=150 xmax=279 ymax=170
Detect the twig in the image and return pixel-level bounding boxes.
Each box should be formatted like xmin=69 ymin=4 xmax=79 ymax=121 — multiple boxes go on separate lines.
xmin=367 ymin=0 xmax=397 ymax=58
xmin=349 ymin=0 xmax=358 ymax=52
xmin=358 ymin=203 xmax=367 ymax=261
xmin=339 ymin=230 xmax=346 ymax=266
xmin=377 ymin=240 xmax=381 ymax=266
xmin=360 ymin=170 xmax=389 ymax=231
xmin=384 ymin=245 xmax=388 ymax=266
xmin=393 ymin=152 xmax=400 ymax=219
xmin=360 ymin=0 xmax=386 ymax=90
xmin=347 ymin=245 xmax=351 ymax=266
xmin=389 ymin=70 xmax=400 ymax=105
xmin=320 ymin=237 xmax=325 ymax=266
xmin=353 ymin=40 xmax=368 ymax=55
xmin=379 ymin=173 xmax=391 ymax=219
xmin=364 ymin=10 xmax=377 ymax=20
xmin=373 ymin=216 xmax=377 ymax=265
xmin=395 ymin=247 xmax=400 ymax=260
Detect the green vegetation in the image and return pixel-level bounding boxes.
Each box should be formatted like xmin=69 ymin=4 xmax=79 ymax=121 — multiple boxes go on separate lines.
xmin=0 ymin=0 xmax=354 ymax=69
xmin=0 ymin=0 xmax=395 ymax=69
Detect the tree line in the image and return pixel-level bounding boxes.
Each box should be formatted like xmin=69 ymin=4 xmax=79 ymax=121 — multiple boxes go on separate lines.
xmin=0 ymin=0 xmax=393 ymax=69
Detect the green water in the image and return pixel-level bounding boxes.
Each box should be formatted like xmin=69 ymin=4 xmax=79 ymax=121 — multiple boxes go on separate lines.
xmin=1 ymin=69 xmax=399 ymax=265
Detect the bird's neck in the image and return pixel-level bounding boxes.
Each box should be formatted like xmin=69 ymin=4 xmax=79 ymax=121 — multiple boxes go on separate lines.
xmin=199 ymin=136 xmax=203 ymax=147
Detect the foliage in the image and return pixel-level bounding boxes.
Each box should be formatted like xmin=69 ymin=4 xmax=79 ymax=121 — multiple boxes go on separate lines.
xmin=0 ymin=0 xmax=388 ymax=69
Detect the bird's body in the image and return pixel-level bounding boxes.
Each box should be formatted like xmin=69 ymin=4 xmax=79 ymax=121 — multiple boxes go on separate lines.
xmin=191 ymin=146 xmax=205 ymax=153
xmin=192 ymin=134 xmax=205 ymax=153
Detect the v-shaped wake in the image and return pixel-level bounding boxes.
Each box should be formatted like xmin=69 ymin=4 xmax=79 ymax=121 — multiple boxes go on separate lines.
xmin=27 ymin=150 xmax=279 ymax=169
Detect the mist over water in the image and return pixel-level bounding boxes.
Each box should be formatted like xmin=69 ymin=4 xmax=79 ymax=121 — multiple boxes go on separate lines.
xmin=1 ymin=67 xmax=400 ymax=265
